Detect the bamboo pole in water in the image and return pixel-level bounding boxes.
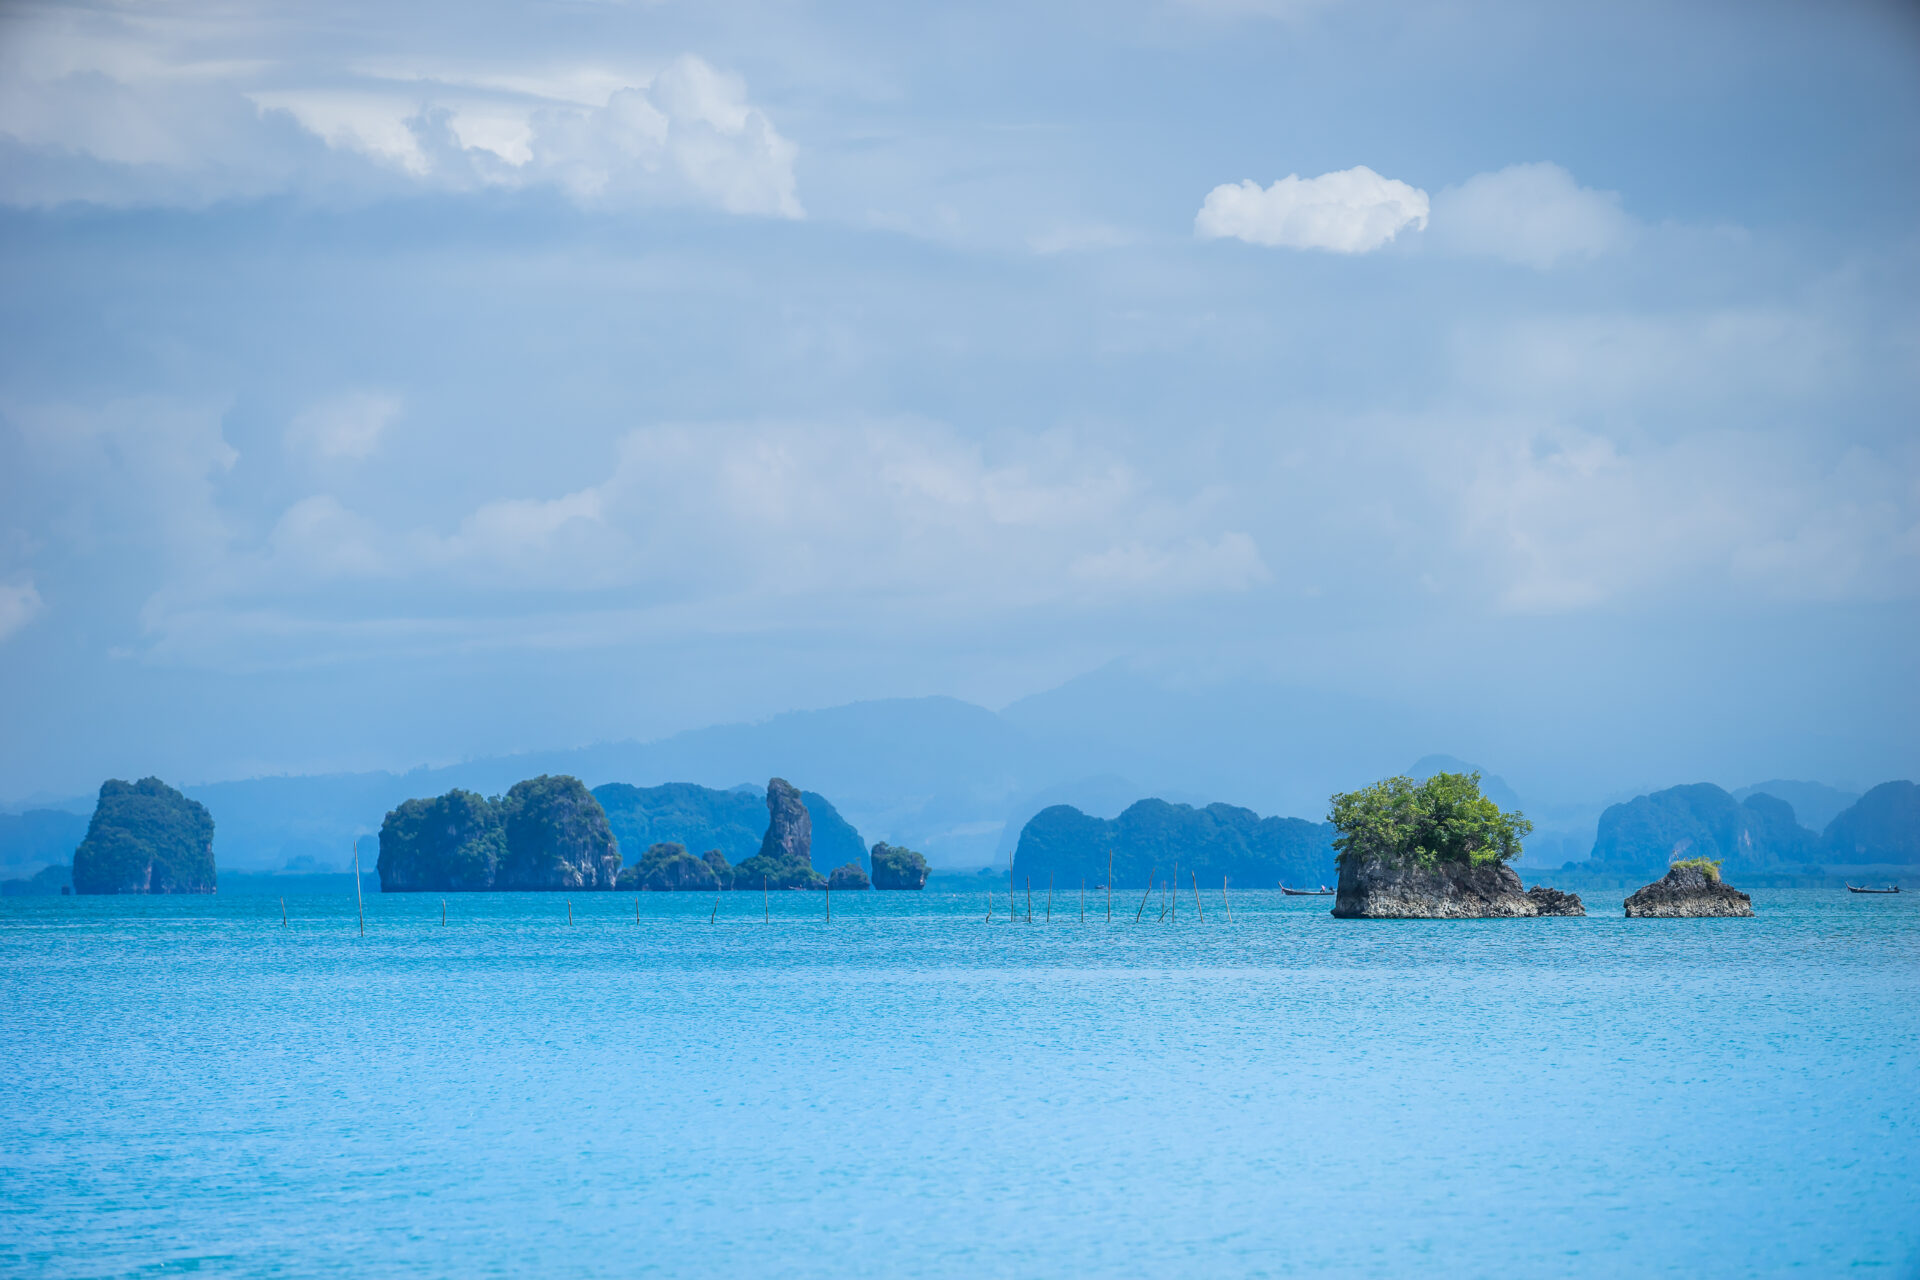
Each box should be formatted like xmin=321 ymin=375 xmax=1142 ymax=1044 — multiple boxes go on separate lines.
xmin=985 ymin=891 xmax=992 ymax=923
xmin=1223 ymin=875 xmax=1232 ymax=923
xmin=1159 ymin=880 xmax=1170 ymax=923
xmin=351 ymin=842 xmax=365 ymax=936
xmin=281 ymin=897 xmax=287 ymax=927
xmin=441 ymin=899 xmax=446 ymax=926
xmin=1135 ymin=866 xmax=1156 ymax=922
xmin=636 ymin=894 xmax=641 ymax=924
xmin=1191 ymin=870 xmax=1205 ymax=923
xmin=567 ymin=900 xmax=573 ymax=925
xmin=711 ymin=884 xmax=720 ymax=924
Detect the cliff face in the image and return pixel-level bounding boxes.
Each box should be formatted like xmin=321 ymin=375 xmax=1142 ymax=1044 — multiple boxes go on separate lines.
xmin=1582 ymin=784 xmax=1818 ymax=877
xmin=1332 ymin=855 xmax=1585 ymax=919
xmin=1624 ymin=865 xmax=1754 ymax=918
xmin=1014 ymin=798 xmax=1336 ymax=890
xmin=72 ymin=777 xmax=216 ymax=895
xmin=869 ymin=842 xmax=929 ymax=890
xmin=1823 ymin=781 xmax=1919 ymax=864
xmin=496 ymin=775 xmax=621 ymax=890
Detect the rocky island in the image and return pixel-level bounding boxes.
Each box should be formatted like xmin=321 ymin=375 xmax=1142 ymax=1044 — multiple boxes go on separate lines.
xmin=71 ymin=777 xmax=216 ymax=895
xmin=1329 ymin=771 xmax=1584 ymax=918
xmin=870 ymin=842 xmax=929 ymax=890
xmin=377 ymin=774 xmax=619 ymax=891
xmin=1623 ymin=860 xmax=1754 ymax=917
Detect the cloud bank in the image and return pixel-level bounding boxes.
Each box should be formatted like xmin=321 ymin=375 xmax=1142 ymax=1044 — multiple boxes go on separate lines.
xmin=1428 ymin=162 xmax=1632 ymax=268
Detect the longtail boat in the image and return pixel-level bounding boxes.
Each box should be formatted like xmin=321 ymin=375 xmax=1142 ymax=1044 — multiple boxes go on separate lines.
xmin=1281 ymin=884 xmax=1335 ymax=896
xmin=1846 ymin=884 xmax=1900 ymax=894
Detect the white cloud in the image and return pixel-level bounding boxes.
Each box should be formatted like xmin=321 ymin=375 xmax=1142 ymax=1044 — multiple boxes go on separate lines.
xmin=1195 ymin=166 xmax=1429 ymax=252
xmin=1429 ymin=163 xmax=1632 ymax=268
xmin=286 ymin=392 xmax=401 ymax=460
xmin=0 ymin=578 xmax=44 ymax=641
xmin=0 ymin=6 xmax=801 ymax=217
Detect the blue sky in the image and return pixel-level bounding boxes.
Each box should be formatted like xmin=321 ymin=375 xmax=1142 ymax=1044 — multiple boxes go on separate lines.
xmin=1 ymin=0 xmax=1916 ymax=806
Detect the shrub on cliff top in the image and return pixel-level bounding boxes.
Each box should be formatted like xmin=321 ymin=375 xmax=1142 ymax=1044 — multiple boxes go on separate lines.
xmin=1669 ymin=856 xmax=1722 ymax=882
xmin=1329 ymin=772 xmax=1531 ymax=870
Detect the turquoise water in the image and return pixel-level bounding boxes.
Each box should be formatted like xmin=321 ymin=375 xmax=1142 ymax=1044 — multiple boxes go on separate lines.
xmin=2 ymin=888 xmax=1915 ymax=1277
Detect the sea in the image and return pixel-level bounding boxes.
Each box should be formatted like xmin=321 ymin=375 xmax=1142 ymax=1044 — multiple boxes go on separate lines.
xmin=2 ymin=887 xmax=1915 ymax=1277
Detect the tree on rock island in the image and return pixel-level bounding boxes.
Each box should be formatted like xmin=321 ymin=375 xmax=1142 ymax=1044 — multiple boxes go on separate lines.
xmin=1330 ymin=771 xmax=1531 ymax=871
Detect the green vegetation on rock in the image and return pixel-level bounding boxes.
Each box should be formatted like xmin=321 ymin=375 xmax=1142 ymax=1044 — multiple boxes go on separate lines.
xmin=496 ymin=775 xmax=620 ymax=890
xmin=72 ymin=777 xmax=216 ymax=895
xmin=1668 ymin=856 xmax=1723 ymax=882
xmin=869 ymin=842 xmax=929 ymax=890
xmin=827 ymin=862 xmax=870 ymax=890
xmin=1329 ymin=772 xmax=1530 ymax=870
xmin=377 ymin=775 xmax=619 ymax=891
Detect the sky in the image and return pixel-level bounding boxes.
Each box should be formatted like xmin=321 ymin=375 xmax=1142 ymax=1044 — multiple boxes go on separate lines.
xmin=1 ymin=0 xmax=1917 ymax=809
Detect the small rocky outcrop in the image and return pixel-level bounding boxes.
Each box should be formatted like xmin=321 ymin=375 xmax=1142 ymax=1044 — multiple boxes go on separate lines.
xmin=1332 ymin=855 xmax=1584 ymax=918
xmin=1525 ymin=885 xmax=1586 ymax=916
xmin=72 ymin=777 xmax=216 ymax=895
xmin=870 ymin=842 xmax=930 ymax=890
xmin=827 ymin=862 xmax=870 ymax=890
xmin=622 ymin=842 xmax=719 ymax=891
xmin=1624 ymin=864 xmax=1754 ymax=918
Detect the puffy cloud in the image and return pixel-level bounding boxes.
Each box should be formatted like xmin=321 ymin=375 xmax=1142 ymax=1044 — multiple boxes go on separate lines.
xmin=1429 ymin=163 xmax=1632 ymax=268
xmin=0 ymin=578 xmax=44 ymax=641
xmin=1195 ymin=166 xmax=1429 ymax=252
xmin=286 ymin=392 xmax=401 ymax=460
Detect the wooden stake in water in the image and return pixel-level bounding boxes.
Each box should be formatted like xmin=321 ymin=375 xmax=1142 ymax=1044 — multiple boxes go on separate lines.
xmin=711 ymin=885 xmax=720 ymax=924
xmin=1135 ymin=865 xmax=1156 ymax=923
xmin=351 ymin=842 xmax=365 ymax=937
xmin=281 ymin=896 xmax=287 ymax=926
xmin=1223 ymin=875 xmax=1232 ymax=923
xmin=1159 ymin=880 xmax=1170 ymax=923
xmin=1191 ymin=870 xmax=1205 ymax=923
xmin=985 ymin=891 xmax=992 ymax=923
xmin=441 ymin=899 xmax=446 ymax=926
xmin=567 ymin=899 xmax=573 ymax=925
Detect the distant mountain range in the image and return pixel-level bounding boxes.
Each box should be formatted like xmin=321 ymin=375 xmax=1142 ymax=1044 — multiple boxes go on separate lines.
xmin=1 ymin=674 xmax=1911 ymax=882
xmin=1566 ymin=780 xmax=1917 ymax=876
